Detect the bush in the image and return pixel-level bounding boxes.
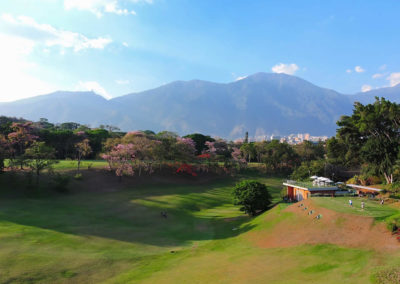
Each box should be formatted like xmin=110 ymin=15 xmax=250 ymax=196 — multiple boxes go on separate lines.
xmin=74 ymin=173 xmax=83 ymax=180
xmin=232 ymin=180 xmax=272 ymax=216
xmin=386 ymin=214 xmax=400 ymax=232
xmin=52 ymin=173 xmax=71 ymax=193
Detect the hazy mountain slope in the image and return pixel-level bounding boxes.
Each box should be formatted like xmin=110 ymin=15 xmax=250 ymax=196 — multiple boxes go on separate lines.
xmin=350 ymin=84 xmax=400 ymax=104
xmin=0 ymin=91 xmax=118 ymax=126
xmin=0 ymin=73 xmax=399 ymax=138
xmin=113 ymin=73 xmax=353 ymax=136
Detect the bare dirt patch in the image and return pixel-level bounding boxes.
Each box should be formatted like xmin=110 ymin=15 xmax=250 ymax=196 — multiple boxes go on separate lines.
xmin=250 ymin=199 xmax=399 ymax=251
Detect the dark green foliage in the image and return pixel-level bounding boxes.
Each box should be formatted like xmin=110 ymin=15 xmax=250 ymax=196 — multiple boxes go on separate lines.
xmin=59 ymin=122 xmax=81 ymax=130
xmin=39 ymin=129 xmax=78 ymax=159
xmin=183 ymin=133 xmax=214 ymax=155
xmin=262 ymin=140 xmax=299 ymax=172
xmin=232 ymin=180 xmax=272 ymax=216
xmin=86 ymin=129 xmax=110 ymax=158
xmin=290 ymin=160 xmax=325 ymax=181
xmin=336 ymin=97 xmax=400 ymax=184
xmin=240 ymin=142 xmax=256 ymax=162
xmin=52 ymin=173 xmax=71 ymax=193
xmin=294 ymin=140 xmax=325 ymax=162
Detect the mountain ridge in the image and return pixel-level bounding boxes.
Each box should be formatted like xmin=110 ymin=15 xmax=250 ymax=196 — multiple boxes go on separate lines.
xmin=0 ymin=73 xmax=399 ymax=138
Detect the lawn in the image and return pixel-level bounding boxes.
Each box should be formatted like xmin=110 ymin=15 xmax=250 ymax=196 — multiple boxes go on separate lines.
xmin=52 ymin=159 xmax=108 ymax=170
xmin=0 ymin=171 xmax=399 ymax=283
xmin=312 ymin=196 xmax=400 ymax=221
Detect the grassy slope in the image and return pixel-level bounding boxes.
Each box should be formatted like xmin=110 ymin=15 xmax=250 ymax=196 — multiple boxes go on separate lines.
xmin=313 ymin=197 xmax=400 ymax=221
xmin=0 ymin=172 xmax=398 ymax=283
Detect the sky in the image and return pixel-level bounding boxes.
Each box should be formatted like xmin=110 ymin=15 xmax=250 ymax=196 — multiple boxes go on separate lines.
xmin=0 ymin=0 xmax=399 ymax=102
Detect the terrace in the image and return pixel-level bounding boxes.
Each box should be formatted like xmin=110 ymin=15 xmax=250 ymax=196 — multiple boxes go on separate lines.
xmin=283 ymin=178 xmax=340 ymax=201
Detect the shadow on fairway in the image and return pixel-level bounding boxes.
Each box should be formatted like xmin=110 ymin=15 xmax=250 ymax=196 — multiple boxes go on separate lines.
xmin=0 ymin=171 xmax=262 ymax=247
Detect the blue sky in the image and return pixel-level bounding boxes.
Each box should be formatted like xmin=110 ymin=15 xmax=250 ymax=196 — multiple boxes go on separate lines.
xmin=0 ymin=0 xmax=399 ymax=101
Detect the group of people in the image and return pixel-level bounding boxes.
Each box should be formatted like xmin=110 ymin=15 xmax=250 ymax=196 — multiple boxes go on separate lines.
xmin=348 ymin=199 xmax=365 ymax=209
xmin=348 ymin=198 xmax=385 ymax=209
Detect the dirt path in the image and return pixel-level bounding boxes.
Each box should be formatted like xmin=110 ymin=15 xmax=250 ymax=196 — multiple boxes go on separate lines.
xmin=251 ymin=199 xmax=399 ymax=251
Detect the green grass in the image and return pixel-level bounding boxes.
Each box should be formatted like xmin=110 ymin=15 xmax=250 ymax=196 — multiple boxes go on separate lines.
xmin=312 ymin=197 xmax=400 ymax=221
xmin=52 ymin=159 xmax=108 ymax=170
xmin=0 ymin=171 xmax=399 ymax=283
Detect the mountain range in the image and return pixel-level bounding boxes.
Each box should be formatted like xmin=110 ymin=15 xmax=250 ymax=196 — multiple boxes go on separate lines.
xmin=0 ymin=72 xmax=399 ymax=139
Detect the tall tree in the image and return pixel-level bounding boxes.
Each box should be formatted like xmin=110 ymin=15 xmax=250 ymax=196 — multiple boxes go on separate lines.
xmin=8 ymin=122 xmax=38 ymax=169
xmin=336 ymin=97 xmax=400 ymax=184
xmin=75 ymin=138 xmax=92 ymax=173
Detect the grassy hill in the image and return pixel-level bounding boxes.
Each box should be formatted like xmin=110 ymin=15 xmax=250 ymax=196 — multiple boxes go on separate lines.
xmin=0 ymin=170 xmax=399 ymax=283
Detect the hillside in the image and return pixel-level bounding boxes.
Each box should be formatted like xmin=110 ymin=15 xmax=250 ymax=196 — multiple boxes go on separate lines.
xmin=1 ymin=171 xmax=399 ymax=283
xmin=0 ymin=73 xmax=399 ymax=138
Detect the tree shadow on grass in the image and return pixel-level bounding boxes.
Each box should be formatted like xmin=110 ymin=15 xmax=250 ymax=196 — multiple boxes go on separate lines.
xmin=0 ymin=172 xmax=257 ymax=247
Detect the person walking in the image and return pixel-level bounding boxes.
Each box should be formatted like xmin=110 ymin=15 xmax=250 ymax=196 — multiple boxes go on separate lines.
xmin=361 ymin=201 xmax=365 ymax=210
xmin=349 ymin=199 xmax=353 ymax=206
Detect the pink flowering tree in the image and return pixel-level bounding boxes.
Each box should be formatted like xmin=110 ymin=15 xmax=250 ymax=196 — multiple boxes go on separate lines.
xmin=101 ymin=144 xmax=136 ymax=182
xmin=231 ymin=147 xmax=247 ymax=169
xmin=8 ymin=122 xmax=38 ymax=169
xmin=74 ymin=138 xmax=92 ymax=173
xmin=122 ymin=131 xmax=159 ymax=176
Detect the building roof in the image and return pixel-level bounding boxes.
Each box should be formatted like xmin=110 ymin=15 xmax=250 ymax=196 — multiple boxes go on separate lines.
xmin=346 ymin=184 xmax=382 ymax=192
xmin=283 ymin=182 xmax=339 ymax=192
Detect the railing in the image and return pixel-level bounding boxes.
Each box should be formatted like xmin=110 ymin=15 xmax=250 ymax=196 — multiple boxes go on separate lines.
xmin=284 ymin=180 xmax=337 ymax=188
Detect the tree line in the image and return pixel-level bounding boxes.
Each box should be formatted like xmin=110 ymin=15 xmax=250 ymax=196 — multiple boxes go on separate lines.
xmin=0 ymin=97 xmax=398 ymax=189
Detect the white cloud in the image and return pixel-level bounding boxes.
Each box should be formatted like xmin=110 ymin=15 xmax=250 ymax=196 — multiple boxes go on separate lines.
xmin=122 ymin=41 xmax=129 ymax=47
xmin=64 ymin=0 xmax=139 ymax=17
xmin=235 ymin=75 xmax=247 ymax=81
xmin=346 ymin=69 xmax=352 ymax=73
xmin=372 ymin=73 xmax=384 ymax=79
xmin=354 ymin=66 xmax=365 ymax=73
xmin=361 ymin=84 xmax=372 ymax=92
xmin=271 ymin=63 xmax=299 ymax=75
xmin=77 ymin=81 xmax=112 ymax=99
xmin=387 ymin=73 xmax=400 ymax=87
xmin=115 ymin=79 xmax=129 ymax=85
xmin=1 ymin=14 xmax=112 ymax=52
xmin=0 ymin=33 xmax=58 ymax=102
xmin=230 ymin=124 xmax=245 ymax=137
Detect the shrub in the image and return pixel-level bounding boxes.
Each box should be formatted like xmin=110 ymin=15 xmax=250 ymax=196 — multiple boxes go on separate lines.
xmin=74 ymin=173 xmax=83 ymax=180
xmin=52 ymin=173 xmax=71 ymax=193
xmin=386 ymin=214 xmax=400 ymax=232
xmin=366 ymin=175 xmax=382 ymax=185
xmin=232 ymin=180 xmax=272 ymax=216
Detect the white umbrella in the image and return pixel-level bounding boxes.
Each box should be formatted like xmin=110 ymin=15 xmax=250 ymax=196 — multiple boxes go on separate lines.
xmin=310 ymin=175 xmax=318 ymax=179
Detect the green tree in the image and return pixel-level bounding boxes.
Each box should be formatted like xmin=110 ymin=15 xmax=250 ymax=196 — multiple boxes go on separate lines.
xmin=290 ymin=160 xmax=325 ymax=181
xmin=240 ymin=142 xmax=256 ymax=162
xmin=24 ymin=142 xmax=56 ymax=185
xmin=232 ymin=180 xmax=272 ymax=216
xmin=294 ymin=140 xmax=325 ymax=162
xmin=336 ymin=97 xmax=400 ymax=184
xmin=183 ymin=133 xmax=214 ymax=155
xmin=244 ymin=131 xmax=249 ymax=144
xmin=262 ymin=140 xmax=299 ymax=172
